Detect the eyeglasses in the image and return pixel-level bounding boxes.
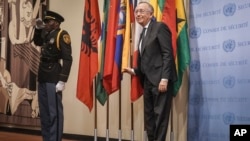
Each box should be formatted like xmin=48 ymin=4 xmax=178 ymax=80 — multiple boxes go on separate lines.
xmin=134 ymin=9 xmax=151 ymax=14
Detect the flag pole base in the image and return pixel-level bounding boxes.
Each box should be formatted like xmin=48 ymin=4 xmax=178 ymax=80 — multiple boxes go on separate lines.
xmin=170 ymin=131 xmax=174 ymax=141
xmin=106 ymin=129 xmax=109 ymax=141
xmin=118 ymin=129 xmax=122 ymax=141
xmin=131 ymin=130 xmax=134 ymax=141
xmin=94 ymin=129 xmax=97 ymax=141
xmin=144 ymin=130 xmax=148 ymax=141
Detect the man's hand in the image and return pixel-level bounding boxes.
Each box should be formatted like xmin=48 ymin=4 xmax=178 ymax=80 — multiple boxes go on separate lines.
xmin=158 ymin=79 xmax=168 ymax=93
xmin=124 ymin=68 xmax=135 ymax=75
xmin=56 ymin=81 xmax=65 ymax=92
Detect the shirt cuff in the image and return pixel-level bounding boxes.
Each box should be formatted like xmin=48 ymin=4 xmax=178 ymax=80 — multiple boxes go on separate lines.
xmin=131 ymin=68 xmax=136 ymax=75
xmin=161 ymin=79 xmax=168 ymax=82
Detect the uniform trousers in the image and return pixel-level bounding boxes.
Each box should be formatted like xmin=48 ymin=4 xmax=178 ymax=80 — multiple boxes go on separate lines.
xmin=143 ymin=78 xmax=173 ymax=141
xmin=38 ymin=83 xmax=63 ymax=141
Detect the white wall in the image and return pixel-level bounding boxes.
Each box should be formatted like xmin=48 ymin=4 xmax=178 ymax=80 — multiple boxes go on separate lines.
xmin=49 ymin=0 xmax=88 ymax=135
xmin=49 ymin=0 xmax=188 ymax=140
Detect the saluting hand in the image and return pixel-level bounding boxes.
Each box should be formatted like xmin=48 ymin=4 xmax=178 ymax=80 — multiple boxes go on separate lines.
xmin=34 ymin=18 xmax=45 ymax=29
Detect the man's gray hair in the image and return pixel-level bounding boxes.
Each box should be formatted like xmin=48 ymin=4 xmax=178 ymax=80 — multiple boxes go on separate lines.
xmin=138 ymin=1 xmax=154 ymax=14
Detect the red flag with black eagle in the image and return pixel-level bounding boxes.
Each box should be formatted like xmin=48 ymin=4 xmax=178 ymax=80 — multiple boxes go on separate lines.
xmin=77 ymin=0 xmax=101 ymax=111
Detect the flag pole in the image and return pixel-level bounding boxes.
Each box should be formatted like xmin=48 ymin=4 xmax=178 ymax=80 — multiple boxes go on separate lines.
xmin=129 ymin=47 xmax=134 ymax=141
xmin=144 ymin=127 xmax=147 ymax=141
xmin=94 ymin=77 xmax=98 ymax=141
xmin=131 ymin=102 xmax=134 ymax=141
xmin=170 ymin=99 xmax=174 ymax=141
xmin=118 ymin=83 xmax=122 ymax=141
xmin=106 ymin=96 xmax=109 ymax=141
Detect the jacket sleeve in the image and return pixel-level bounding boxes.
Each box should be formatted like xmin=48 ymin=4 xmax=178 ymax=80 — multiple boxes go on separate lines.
xmin=157 ymin=23 xmax=176 ymax=81
xmin=33 ymin=28 xmax=44 ymax=46
xmin=58 ymin=30 xmax=73 ymax=82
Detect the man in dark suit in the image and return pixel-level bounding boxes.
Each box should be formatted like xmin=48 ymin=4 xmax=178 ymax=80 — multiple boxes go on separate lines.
xmin=125 ymin=2 xmax=177 ymax=141
xmin=33 ymin=10 xmax=72 ymax=141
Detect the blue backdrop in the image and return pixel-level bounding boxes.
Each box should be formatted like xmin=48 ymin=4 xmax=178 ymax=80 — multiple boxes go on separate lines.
xmin=188 ymin=0 xmax=250 ymax=141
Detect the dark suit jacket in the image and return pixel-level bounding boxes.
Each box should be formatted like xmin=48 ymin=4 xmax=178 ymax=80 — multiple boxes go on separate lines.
xmin=33 ymin=28 xmax=73 ymax=83
xmin=135 ymin=20 xmax=177 ymax=87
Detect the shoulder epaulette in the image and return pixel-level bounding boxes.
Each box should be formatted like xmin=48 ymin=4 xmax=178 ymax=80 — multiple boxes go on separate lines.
xmin=56 ymin=29 xmax=63 ymax=50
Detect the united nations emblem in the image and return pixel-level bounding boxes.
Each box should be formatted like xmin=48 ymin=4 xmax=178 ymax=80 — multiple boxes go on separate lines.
xmin=223 ymin=75 xmax=235 ymax=88
xmin=190 ymin=60 xmax=201 ymax=72
xmin=190 ymin=27 xmax=201 ymax=39
xmin=223 ymin=39 xmax=235 ymax=52
xmin=223 ymin=112 xmax=235 ymax=125
xmin=223 ymin=3 xmax=236 ymax=17
xmin=63 ymin=34 xmax=71 ymax=44
xmin=191 ymin=0 xmax=202 ymax=5
xmin=189 ymin=93 xmax=203 ymax=105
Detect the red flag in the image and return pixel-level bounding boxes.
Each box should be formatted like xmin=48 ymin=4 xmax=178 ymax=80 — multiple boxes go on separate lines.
xmin=129 ymin=0 xmax=135 ymax=23
xmin=110 ymin=0 xmax=124 ymax=95
xmin=131 ymin=23 xmax=144 ymax=101
xmin=130 ymin=1 xmax=143 ymax=102
xmin=162 ymin=0 xmax=177 ymax=58
xmin=102 ymin=0 xmax=120 ymax=94
xmin=77 ymin=0 xmax=101 ymax=111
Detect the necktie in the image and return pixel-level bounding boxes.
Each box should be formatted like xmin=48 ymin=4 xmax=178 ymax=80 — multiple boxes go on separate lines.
xmin=139 ymin=28 xmax=146 ymax=53
xmin=141 ymin=28 xmax=146 ymax=41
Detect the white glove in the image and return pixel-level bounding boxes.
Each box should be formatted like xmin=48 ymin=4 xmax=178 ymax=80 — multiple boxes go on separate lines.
xmin=35 ymin=18 xmax=45 ymax=29
xmin=56 ymin=81 xmax=65 ymax=92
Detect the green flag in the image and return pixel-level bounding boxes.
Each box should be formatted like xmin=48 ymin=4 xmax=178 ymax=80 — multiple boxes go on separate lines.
xmin=96 ymin=0 xmax=109 ymax=105
xmin=174 ymin=0 xmax=191 ymax=95
xmin=150 ymin=0 xmax=165 ymax=21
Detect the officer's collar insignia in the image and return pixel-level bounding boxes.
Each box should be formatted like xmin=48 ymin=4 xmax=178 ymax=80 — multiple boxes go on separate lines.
xmin=63 ymin=34 xmax=71 ymax=44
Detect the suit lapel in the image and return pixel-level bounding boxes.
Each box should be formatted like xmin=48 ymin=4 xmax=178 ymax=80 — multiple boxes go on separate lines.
xmin=141 ymin=21 xmax=154 ymax=54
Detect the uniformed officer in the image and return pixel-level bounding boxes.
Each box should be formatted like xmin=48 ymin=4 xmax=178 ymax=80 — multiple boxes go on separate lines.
xmin=33 ymin=10 xmax=72 ymax=141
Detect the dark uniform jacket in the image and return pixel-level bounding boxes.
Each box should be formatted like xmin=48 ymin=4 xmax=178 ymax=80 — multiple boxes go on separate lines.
xmin=33 ymin=28 xmax=72 ymax=83
xmin=135 ymin=20 xmax=177 ymax=86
